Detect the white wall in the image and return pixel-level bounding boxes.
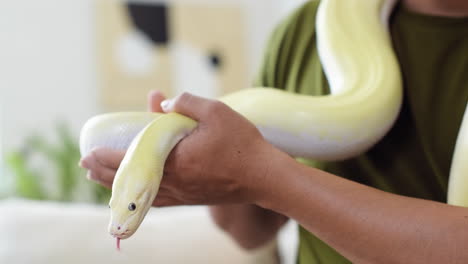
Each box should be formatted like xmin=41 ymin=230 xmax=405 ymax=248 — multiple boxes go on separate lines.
xmin=0 ymin=0 xmax=100 ymax=152
xmin=0 ymin=0 xmax=101 ymax=196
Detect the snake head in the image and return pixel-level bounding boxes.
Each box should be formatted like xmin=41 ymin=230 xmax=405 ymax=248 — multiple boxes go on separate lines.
xmin=108 ymin=177 xmax=156 ymax=240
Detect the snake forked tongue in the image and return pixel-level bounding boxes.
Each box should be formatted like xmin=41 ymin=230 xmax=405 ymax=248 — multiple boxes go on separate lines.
xmin=116 ymin=237 xmax=121 ymax=251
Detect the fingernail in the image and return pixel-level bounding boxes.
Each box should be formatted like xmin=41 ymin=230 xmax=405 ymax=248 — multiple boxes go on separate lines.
xmin=79 ymin=159 xmax=89 ymax=169
xmin=86 ymin=172 xmax=98 ymax=182
xmin=160 ymin=99 xmax=173 ymax=112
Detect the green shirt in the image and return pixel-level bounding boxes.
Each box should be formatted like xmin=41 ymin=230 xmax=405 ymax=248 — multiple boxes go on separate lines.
xmin=255 ymin=1 xmax=468 ymax=263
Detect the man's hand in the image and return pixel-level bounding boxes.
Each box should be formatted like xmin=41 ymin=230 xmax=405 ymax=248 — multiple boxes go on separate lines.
xmin=153 ymin=92 xmax=273 ymax=206
xmin=80 ymin=91 xmax=275 ymax=207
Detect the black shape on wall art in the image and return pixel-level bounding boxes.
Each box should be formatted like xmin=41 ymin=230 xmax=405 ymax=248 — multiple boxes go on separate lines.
xmin=126 ymin=3 xmax=169 ymax=45
xmin=208 ymin=51 xmax=223 ymax=70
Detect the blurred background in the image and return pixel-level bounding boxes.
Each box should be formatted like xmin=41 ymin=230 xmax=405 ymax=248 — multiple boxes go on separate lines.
xmin=0 ymin=0 xmax=307 ymax=263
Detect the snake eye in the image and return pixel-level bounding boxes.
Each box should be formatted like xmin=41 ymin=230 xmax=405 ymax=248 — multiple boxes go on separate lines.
xmin=128 ymin=203 xmax=136 ymax=211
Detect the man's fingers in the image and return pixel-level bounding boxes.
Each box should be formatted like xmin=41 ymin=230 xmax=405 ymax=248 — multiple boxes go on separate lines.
xmin=92 ymin=177 xmax=113 ymax=189
xmin=79 ymin=148 xmax=120 ymax=184
xmin=84 ymin=156 xmax=118 ymax=183
xmin=148 ymin=90 xmax=166 ymax=113
xmin=80 ymin=147 xmax=125 ymax=170
xmin=161 ymin=92 xmax=223 ymax=121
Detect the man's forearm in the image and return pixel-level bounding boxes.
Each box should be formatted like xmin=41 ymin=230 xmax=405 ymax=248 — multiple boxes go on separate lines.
xmin=253 ymin=147 xmax=468 ymax=263
xmin=209 ymin=204 xmax=288 ymax=250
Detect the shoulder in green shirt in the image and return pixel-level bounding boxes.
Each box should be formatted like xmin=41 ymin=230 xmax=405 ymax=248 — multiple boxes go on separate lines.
xmin=255 ymin=1 xmax=468 ymax=263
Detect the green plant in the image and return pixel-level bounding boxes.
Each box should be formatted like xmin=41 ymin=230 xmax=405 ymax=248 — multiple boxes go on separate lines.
xmin=4 ymin=121 xmax=111 ymax=203
xmin=5 ymin=150 xmax=46 ymax=200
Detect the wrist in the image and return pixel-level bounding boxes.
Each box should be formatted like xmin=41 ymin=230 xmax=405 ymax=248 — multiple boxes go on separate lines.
xmin=243 ymin=140 xmax=299 ymax=209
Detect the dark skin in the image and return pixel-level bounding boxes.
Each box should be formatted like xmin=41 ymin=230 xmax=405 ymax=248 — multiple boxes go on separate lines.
xmin=404 ymin=0 xmax=468 ymax=17
xmin=80 ymin=1 xmax=468 ymax=262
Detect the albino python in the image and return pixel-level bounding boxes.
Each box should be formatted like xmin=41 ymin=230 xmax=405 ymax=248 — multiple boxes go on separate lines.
xmin=79 ymin=0 xmax=468 ymax=249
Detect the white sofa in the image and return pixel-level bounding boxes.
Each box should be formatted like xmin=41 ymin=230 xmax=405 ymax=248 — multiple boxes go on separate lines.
xmin=0 ymin=199 xmax=297 ymax=264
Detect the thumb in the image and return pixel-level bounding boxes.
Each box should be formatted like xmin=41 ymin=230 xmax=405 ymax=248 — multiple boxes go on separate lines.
xmin=147 ymin=90 xmax=166 ymax=112
xmin=161 ymin=92 xmax=219 ymax=120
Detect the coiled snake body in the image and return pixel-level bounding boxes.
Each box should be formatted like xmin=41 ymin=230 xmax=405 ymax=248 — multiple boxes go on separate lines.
xmin=80 ymin=0 xmax=468 ymax=246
